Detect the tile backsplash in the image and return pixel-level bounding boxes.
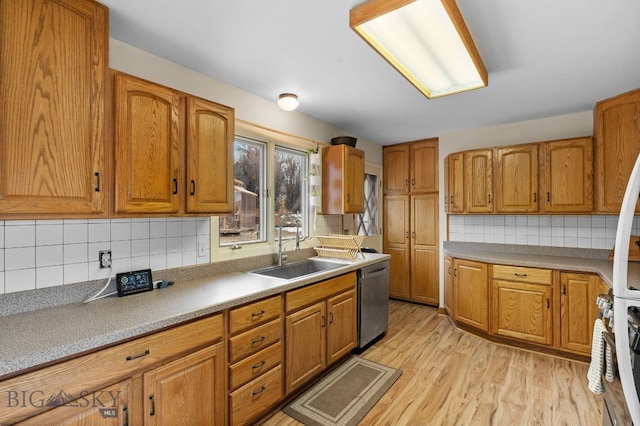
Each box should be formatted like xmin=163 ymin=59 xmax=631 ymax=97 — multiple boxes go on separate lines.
xmin=448 ymin=215 xmax=639 ymax=250
xmin=0 ymin=218 xmax=211 ymax=294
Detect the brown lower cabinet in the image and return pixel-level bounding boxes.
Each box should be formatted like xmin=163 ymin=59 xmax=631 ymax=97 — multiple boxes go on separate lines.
xmin=285 ymin=273 xmax=357 ymax=394
xmin=448 ymin=257 xmax=607 ymax=357
xmin=2 ymin=315 xmax=225 ymax=425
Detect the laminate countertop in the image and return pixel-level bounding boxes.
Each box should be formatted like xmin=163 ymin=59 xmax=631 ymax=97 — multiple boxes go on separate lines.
xmin=0 ymin=253 xmax=389 ymax=378
xmin=443 ymin=241 xmax=640 ymax=290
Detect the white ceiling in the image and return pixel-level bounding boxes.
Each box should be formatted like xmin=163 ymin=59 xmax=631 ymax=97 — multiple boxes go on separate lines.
xmin=100 ymin=0 xmax=640 ymax=145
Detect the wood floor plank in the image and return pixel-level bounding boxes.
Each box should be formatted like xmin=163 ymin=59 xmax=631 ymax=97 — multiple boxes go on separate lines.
xmin=260 ymin=301 xmax=603 ymax=426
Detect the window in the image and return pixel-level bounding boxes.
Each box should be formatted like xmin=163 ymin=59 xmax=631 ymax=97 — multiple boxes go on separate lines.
xmin=218 ymin=136 xmax=308 ymax=247
xmin=219 ymin=137 xmax=266 ymax=245
xmin=357 ymin=172 xmax=379 ymax=236
xmin=274 ymin=146 xmax=307 ymax=240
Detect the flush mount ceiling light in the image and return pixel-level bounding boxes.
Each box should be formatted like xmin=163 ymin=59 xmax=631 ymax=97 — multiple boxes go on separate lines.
xmin=277 ymin=93 xmax=299 ymax=111
xmin=350 ymin=0 xmax=488 ymax=98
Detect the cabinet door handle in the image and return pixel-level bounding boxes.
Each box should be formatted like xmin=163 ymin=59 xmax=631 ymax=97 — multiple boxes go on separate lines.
xmin=450 ymin=196 xmax=454 ymax=205
xmin=123 ymin=405 xmax=129 ymax=426
xmin=562 ymin=284 xmax=566 ymax=295
xmin=252 ymin=360 xmax=266 ymax=370
xmin=329 ymin=312 xmax=334 ymax=324
xmin=514 ymin=273 xmax=527 ymax=278
xmin=251 ymin=310 xmax=265 ymax=318
xmin=172 ymin=178 xmax=178 ymax=195
xmin=347 ymin=194 xmax=350 ymax=203
xmin=444 ymin=196 xmax=449 ymax=205
xmin=94 ymin=172 xmax=101 ymax=192
xmin=488 ymin=193 xmax=491 ymax=204
xmin=453 ymin=268 xmax=457 ymax=277
xmin=411 ymin=178 xmax=415 ymax=188
xmin=321 ymin=315 xmax=326 ymax=327
xmin=546 ymin=298 xmax=550 ymax=309
xmin=149 ymin=395 xmax=155 ymax=416
xmin=251 ymin=336 xmax=266 ymax=346
xmin=547 ymin=192 xmax=550 ymax=202
xmin=412 ymin=231 xmax=416 ymax=239
xmin=448 ymin=267 xmax=452 ymax=275
xmin=126 ymin=349 xmax=150 ymax=361
xmin=252 ymin=385 xmax=266 ymax=396
xmin=533 ymin=192 xmax=537 ymax=202
xmin=190 ymin=180 xmax=196 ymax=196
xmin=405 ymin=178 xmax=409 ymax=188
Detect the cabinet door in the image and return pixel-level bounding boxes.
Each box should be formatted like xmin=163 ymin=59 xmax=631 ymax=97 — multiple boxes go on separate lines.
xmin=542 ymin=137 xmax=593 ymax=213
xmin=410 ymin=194 xmax=438 ymax=305
xmin=383 ymin=145 xmax=409 ymax=193
xmin=285 ymin=301 xmax=326 ymax=394
xmin=345 ymin=146 xmax=365 ymax=212
xmin=491 ymin=280 xmax=553 ymax=345
xmin=453 ymin=259 xmax=489 ymax=331
xmin=327 ymin=290 xmax=357 ymax=365
xmin=443 ymin=256 xmax=454 ymax=316
xmin=186 ymin=97 xmax=234 ymax=213
xmin=18 ymin=380 xmax=131 ymax=426
xmin=594 ymin=89 xmax=640 ymax=213
xmin=0 ymin=0 xmax=108 ymax=217
xmin=448 ymin=152 xmax=465 ymax=213
xmin=143 ymin=344 xmax=225 ymax=426
xmin=114 ymin=73 xmax=183 ymax=214
xmin=322 ymin=145 xmax=365 ymax=214
xmin=383 ymin=195 xmax=410 ymax=299
xmin=410 ymin=139 xmax=438 ymax=193
xmin=495 ymin=144 xmax=539 ymax=213
xmin=465 ymin=149 xmax=493 ymax=213
xmin=560 ymin=272 xmax=602 ymax=355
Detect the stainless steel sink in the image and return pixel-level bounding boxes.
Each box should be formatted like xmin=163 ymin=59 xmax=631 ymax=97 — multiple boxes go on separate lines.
xmin=248 ymin=259 xmax=343 ymax=280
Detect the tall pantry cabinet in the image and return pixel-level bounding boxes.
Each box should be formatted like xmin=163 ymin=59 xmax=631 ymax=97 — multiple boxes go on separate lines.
xmin=383 ymin=139 xmax=439 ymax=305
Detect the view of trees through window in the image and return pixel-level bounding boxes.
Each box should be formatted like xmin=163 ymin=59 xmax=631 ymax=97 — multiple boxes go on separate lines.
xmin=219 ymin=138 xmax=306 ymax=245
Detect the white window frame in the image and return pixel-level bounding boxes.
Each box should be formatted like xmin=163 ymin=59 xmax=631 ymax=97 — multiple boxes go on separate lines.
xmin=211 ymin=120 xmax=320 ymax=262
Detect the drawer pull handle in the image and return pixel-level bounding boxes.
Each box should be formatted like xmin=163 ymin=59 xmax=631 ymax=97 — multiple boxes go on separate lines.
xmin=149 ymin=395 xmax=155 ymax=416
xmin=252 ymin=360 xmax=266 ymax=370
xmin=251 ymin=310 xmax=265 ymax=318
xmin=514 ymin=273 xmax=527 ymax=278
xmin=251 ymin=336 xmax=266 ymax=346
xmin=252 ymin=386 xmax=266 ymax=396
xmin=126 ymin=349 xmax=150 ymax=361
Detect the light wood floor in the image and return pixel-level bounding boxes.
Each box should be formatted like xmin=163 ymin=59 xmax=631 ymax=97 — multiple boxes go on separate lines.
xmin=263 ymin=300 xmax=603 ymax=426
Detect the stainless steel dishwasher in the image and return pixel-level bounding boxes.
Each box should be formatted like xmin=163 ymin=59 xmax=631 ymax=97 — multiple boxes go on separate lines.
xmin=357 ymin=258 xmax=390 ymax=349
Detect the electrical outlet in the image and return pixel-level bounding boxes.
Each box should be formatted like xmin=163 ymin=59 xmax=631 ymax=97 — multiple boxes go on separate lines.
xmin=99 ymin=250 xmax=112 ymax=268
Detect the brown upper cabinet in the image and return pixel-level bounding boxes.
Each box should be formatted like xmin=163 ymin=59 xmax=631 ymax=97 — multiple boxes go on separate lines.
xmin=464 ymin=149 xmax=493 ymax=213
xmin=540 ymin=137 xmax=593 ymax=213
xmin=384 ymin=138 xmax=438 ymax=194
xmin=594 ymin=88 xmax=640 ymax=213
xmin=322 ymin=144 xmax=365 ymax=214
xmin=444 ymin=152 xmax=464 ymax=213
xmin=0 ymin=0 xmax=109 ymax=218
xmin=113 ymin=72 xmax=234 ymax=215
xmin=495 ymin=144 xmax=539 ymax=213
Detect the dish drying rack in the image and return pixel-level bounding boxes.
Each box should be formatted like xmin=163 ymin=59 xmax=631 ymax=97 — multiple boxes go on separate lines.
xmin=314 ymin=235 xmax=365 ymax=262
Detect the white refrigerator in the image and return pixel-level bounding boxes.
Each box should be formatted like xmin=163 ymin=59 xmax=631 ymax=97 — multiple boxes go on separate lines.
xmin=612 ymin=152 xmax=640 ymax=424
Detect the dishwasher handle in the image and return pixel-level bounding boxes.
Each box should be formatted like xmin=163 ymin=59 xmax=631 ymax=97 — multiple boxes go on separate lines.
xmin=360 ymin=265 xmax=389 ymax=278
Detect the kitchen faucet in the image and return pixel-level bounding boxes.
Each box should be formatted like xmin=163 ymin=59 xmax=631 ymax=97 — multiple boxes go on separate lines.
xmin=277 ymin=214 xmax=304 ymax=266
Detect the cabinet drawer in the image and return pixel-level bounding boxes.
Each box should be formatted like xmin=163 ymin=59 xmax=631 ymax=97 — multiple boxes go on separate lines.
xmin=229 ymin=295 xmax=282 ymax=335
xmin=229 ymin=319 xmax=282 ymax=363
xmin=492 ymin=265 xmax=552 ymax=285
xmin=230 ymin=342 xmax=282 ymax=391
xmin=230 ymin=365 xmax=283 ymax=426
xmin=286 ymin=272 xmax=356 ymax=313
xmin=0 ymin=314 xmax=222 ymax=424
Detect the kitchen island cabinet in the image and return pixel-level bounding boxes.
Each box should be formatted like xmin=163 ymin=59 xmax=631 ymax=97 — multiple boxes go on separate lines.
xmin=0 ymin=0 xmax=108 ymax=218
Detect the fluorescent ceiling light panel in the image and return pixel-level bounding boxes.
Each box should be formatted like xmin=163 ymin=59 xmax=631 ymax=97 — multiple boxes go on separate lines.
xmin=350 ymin=0 xmax=488 ymax=98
